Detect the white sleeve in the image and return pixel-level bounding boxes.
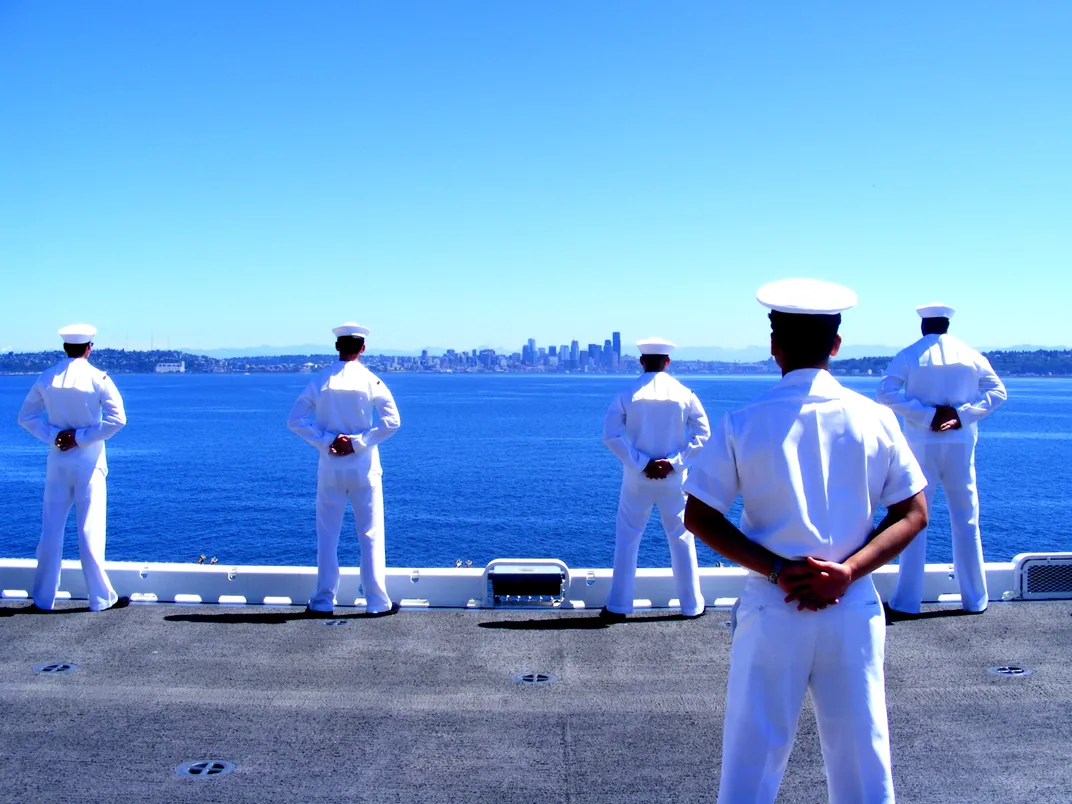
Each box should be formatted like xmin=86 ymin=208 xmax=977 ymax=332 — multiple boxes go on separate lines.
xmin=667 ymin=393 xmax=711 ymax=470
xmin=682 ymin=412 xmax=740 ymax=514
xmin=877 ymin=354 xmax=936 ymax=429
xmin=878 ymin=411 xmax=928 ymax=507
xmin=75 ymin=375 xmax=126 ymax=445
xmin=957 ymin=356 xmax=1007 ymax=426
xmin=17 ymin=381 xmax=54 ymax=445
xmin=602 ymin=394 xmax=650 ymax=471
xmin=353 ymin=379 xmax=401 ymax=449
xmin=287 ymin=382 xmax=335 ymax=453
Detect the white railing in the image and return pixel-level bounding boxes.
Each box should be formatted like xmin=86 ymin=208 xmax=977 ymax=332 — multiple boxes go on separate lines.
xmin=0 ymin=557 xmax=1021 ymax=609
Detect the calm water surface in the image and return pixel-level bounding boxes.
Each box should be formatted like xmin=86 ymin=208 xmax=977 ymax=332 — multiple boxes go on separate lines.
xmin=1 ymin=372 xmax=1068 ymax=569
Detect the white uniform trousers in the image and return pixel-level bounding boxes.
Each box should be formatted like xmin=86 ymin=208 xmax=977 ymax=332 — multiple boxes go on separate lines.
xmin=718 ymin=577 xmax=893 ymax=804
xmin=605 ymin=479 xmax=704 ymax=617
xmin=33 ymin=463 xmax=118 ymax=612
xmin=890 ymin=440 xmax=987 ymax=614
xmin=310 ymin=474 xmax=391 ymax=614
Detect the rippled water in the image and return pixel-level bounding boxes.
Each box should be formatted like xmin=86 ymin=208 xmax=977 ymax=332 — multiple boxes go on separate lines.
xmin=1 ymin=372 xmax=1068 ymax=568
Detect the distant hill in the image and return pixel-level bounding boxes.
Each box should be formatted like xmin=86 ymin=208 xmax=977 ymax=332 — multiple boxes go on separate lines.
xmin=671 ymin=344 xmax=899 ymax=362
xmin=833 ymin=348 xmax=1072 ymax=377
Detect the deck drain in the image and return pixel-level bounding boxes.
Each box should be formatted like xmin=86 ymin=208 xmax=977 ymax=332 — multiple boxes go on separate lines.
xmin=988 ymin=665 xmax=1033 ymax=677
xmin=33 ymin=663 xmax=79 ymax=674
xmin=511 ymin=671 xmax=558 ymax=685
xmin=323 ymin=620 xmax=351 ymax=627
xmin=175 ymin=760 xmax=237 ymax=779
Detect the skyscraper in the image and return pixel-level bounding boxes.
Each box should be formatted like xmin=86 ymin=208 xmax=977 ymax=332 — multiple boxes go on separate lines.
xmin=612 ymin=332 xmax=621 ymax=361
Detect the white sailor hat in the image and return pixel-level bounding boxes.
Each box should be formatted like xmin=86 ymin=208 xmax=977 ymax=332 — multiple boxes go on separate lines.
xmin=756 ymin=279 xmax=857 ymax=315
xmin=332 ymin=323 xmax=370 ymax=338
xmin=916 ymin=303 xmax=955 ymax=319
xmin=58 ymin=324 xmax=97 ymax=344
xmin=636 ymin=337 xmax=677 ymax=355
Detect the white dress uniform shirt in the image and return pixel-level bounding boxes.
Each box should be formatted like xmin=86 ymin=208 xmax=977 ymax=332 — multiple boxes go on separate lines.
xmin=877 ymin=334 xmax=1007 ymax=444
xmin=18 ymin=358 xmax=127 ymax=611
xmin=19 ymin=358 xmax=126 ymax=475
xmin=686 ymin=369 xmax=925 ymax=566
xmin=604 ymin=372 xmax=709 ymax=484
xmin=288 ymin=361 xmax=401 ymax=483
xmin=685 ymin=368 xmax=926 ymax=804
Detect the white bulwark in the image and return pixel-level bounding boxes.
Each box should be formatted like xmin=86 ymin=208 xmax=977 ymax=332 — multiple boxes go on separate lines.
xmin=0 ymin=556 xmax=1055 ymax=609
xmin=155 ymin=361 xmax=185 ymax=373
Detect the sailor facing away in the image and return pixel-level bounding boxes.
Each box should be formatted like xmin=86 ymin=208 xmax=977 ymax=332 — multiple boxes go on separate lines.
xmin=684 ymin=280 xmax=928 ymax=804
xmin=17 ymin=324 xmax=128 ymax=612
xmin=878 ymin=304 xmax=1007 ymax=617
xmin=287 ymin=323 xmax=401 ymax=615
xmin=601 ymin=337 xmax=710 ymax=620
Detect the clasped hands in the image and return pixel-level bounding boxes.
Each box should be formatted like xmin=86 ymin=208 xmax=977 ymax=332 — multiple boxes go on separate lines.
xmin=643 ymin=459 xmax=674 ymax=480
xmin=778 ymin=557 xmax=853 ymax=611
xmin=930 ymin=404 xmax=962 ymax=432
xmin=329 ymin=434 xmax=356 ymax=456
xmin=54 ymin=429 xmax=78 ymax=451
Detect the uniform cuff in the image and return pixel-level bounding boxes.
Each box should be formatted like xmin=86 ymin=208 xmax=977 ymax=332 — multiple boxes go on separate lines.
xmin=682 ymin=482 xmax=733 ymax=516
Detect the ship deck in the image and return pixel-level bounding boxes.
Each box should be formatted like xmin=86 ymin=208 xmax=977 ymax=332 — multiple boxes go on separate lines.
xmin=1 ymin=599 xmax=1069 ymax=804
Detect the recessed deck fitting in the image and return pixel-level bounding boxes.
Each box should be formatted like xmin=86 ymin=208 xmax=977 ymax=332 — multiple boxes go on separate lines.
xmin=511 ymin=671 xmax=559 ymax=685
xmin=175 ymin=760 xmax=237 ymax=779
xmin=988 ymin=665 xmax=1033 ymax=677
xmin=33 ymin=662 xmax=78 ymax=674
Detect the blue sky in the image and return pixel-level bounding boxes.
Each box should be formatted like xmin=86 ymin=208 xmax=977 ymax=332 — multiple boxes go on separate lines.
xmin=1 ymin=1 xmax=1069 ymax=354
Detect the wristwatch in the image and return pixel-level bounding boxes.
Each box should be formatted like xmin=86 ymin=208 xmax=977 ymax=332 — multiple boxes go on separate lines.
xmin=768 ymin=558 xmax=784 ymax=585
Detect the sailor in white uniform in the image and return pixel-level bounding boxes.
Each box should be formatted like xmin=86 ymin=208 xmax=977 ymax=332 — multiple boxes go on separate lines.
xmin=878 ymin=304 xmax=1007 ymax=617
xmin=683 ymin=280 xmax=928 ymax=804
xmin=601 ymin=337 xmax=710 ymax=620
xmin=288 ymin=324 xmax=401 ymax=615
xmin=18 ymin=324 xmax=128 ymax=612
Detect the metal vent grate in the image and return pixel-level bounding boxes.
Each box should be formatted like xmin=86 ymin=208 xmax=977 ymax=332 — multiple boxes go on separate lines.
xmin=175 ymin=760 xmax=237 ymax=778
xmin=1025 ymin=563 xmax=1072 ymax=597
xmin=33 ymin=663 xmax=78 ymax=674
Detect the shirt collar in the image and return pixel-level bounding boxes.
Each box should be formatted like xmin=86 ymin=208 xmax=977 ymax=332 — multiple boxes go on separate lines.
xmin=775 ymin=367 xmax=841 ymax=390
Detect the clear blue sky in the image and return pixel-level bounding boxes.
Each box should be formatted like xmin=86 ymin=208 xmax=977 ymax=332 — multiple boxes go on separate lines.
xmin=2 ymin=1 xmax=1069 ymax=354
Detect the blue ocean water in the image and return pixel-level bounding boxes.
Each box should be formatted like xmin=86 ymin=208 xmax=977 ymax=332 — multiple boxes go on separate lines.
xmin=0 ymin=372 xmax=1068 ymax=569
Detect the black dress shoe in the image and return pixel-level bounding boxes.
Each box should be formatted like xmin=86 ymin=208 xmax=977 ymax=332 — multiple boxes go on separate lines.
xmin=25 ymin=603 xmax=51 ymax=614
xmin=598 ymin=607 xmax=628 ymax=623
xmin=681 ymin=609 xmax=708 ymax=620
xmin=304 ymin=606 xmax=335 ymax=618
xmin=110 ymin=596 xmax=131 ymax=610
xmin=366 ymin=602 xmax=401 ymax=618
xmin=882 ymin=602 xmax=919 ymax=623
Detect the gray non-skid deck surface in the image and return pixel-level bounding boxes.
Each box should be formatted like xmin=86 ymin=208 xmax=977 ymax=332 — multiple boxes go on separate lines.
xmin=1 ymin=601 xmax=1069 ymax=804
